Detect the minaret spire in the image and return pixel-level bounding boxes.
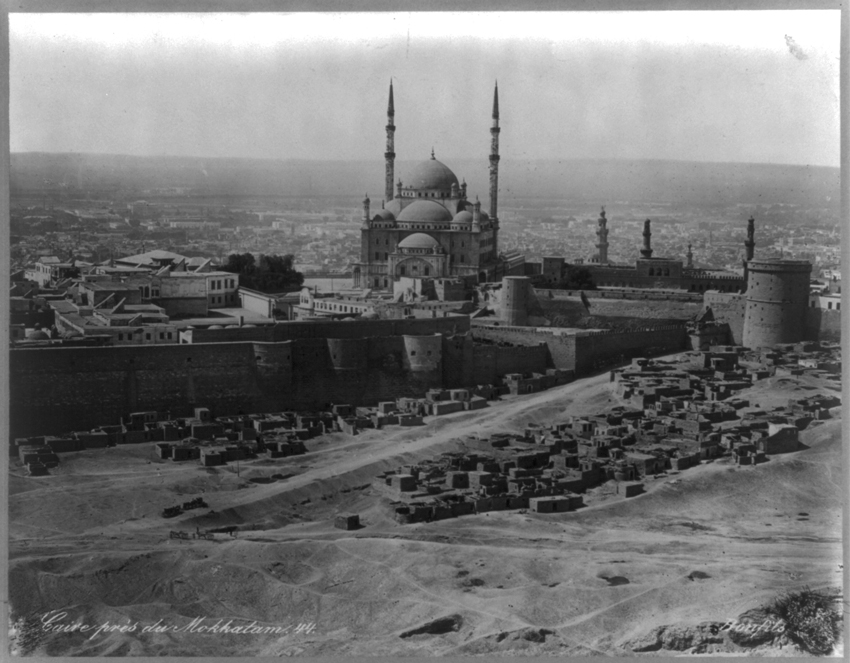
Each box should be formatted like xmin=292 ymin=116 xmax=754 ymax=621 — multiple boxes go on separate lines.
xmin=385 ymin=80 xmax=396 ymax=203
xmin=744 ymin=215 xmax=755 ymax=261
xmin=596 ymin=206 xmax=609 ymax=264
xmin=489 ymin=81 xmax=500 ymax=239
xmin=743 ymin=215 xmax=755 ymax=292
xmin=640 ymin=219 xmax=653 ymax=259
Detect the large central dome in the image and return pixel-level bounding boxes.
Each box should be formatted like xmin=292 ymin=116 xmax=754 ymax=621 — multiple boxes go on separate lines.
xmin=406 ymin=156 xmax=459 ymax=191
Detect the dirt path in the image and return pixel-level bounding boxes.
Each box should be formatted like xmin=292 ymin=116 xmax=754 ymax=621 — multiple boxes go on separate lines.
xmin=114 ymin=370 xmax=615 ymax=531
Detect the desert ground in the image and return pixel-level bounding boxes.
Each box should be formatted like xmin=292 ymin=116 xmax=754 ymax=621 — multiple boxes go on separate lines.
xmin=8 ymin=355 xmax=843 ymax=656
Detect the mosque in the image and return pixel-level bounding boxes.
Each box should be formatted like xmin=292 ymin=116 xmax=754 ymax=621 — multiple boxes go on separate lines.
xmin=353 ymin=82 xmax=524 ymax=292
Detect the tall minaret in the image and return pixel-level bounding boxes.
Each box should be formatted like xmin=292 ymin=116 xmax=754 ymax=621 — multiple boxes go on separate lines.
xmin=489 ymin=82 xmax=500 ymax=228
xmin=596 ymin=206 xmax=609 ymax=264
xmin=362 ymin=194 xmax=370 ymax=227
xmin=686 ymin=243 xmax=693 ymax=268
xmin=743 ymin=215 xmax=755 ymax=292
xmin=744 ymin=215 xmax=755 ymax=261
xmin=385 ymin=81 xmax=396 ymax=204
xmin=640 ymin=219 xmax=653 ymax=259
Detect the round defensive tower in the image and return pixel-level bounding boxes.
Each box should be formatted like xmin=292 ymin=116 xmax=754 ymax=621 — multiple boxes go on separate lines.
xmin=326 ymin=338 xmax=369 ymax=371
xmin=501 ymin=276 xmax=530 ymax=326
xmin=402 ymin=334 xmax=443 ymax=373
xmin=742 ymin=259 xmax=811 ymax=348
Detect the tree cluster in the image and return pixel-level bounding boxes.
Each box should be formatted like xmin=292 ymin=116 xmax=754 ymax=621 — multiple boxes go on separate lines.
xmin=222 ymin=253 xmax=304 ymax=293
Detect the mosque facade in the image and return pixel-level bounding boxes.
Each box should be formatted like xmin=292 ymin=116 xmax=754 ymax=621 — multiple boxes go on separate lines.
xmin=353 ymin=82 xmax=512 ymax=290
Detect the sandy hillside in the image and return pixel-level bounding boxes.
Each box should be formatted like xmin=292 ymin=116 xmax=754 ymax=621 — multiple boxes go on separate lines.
xmin=8 ymin=360 xmax=843 ymax=656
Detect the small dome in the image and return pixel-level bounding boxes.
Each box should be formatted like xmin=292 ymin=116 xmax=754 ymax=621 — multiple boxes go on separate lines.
xmin=372 ymin=209 xmax=395 ymax=221
xmin=208 ymin=325 xmax=223 ymax=330
xmin=385 ymin=199 xmax=403 ymax=216
xmin=396 ymin=200 xmax=453 ymax=223
xmin=225 ymin=324 xmax=239 ymax=329
xmin=26 ymin=330 xmax=50 ymax=340
xmin=398 ymin=233 xmax=440 ymax=250
xmin=407 ymin=158 xmax=459 ymax=191
xmin=452 ymin=210 xmax=473 ymax=224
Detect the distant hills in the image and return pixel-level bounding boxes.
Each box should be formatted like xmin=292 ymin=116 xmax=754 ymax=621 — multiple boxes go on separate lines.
xmin=11 ymin=152 xmax=839 ymax=209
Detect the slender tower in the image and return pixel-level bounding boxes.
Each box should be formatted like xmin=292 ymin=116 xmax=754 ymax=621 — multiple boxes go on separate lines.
xmin=743 ymin=215 xmax=756 ymax=292
xmin=489 ymin=82 xmax=500 ymax=227
xmin=640 ymin=219 xmax=653 ymax=259
xmin=596 ymin=206 xmax=609 ymax=264
xmin=686 ymin=243 xmax=694 ymax=268
xmin=385 ymin=81 xmax=396 ymax=204
xmin=744 ymin=215 xmax=755 ymax=261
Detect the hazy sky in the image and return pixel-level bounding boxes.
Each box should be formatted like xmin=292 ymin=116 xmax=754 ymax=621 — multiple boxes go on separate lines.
xmin=10 ymin=11 xmax=840 ymax=167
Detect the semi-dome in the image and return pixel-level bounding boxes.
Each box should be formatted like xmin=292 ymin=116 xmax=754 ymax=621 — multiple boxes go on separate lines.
xmin=372 ymin=209 xmax=395 ymax=221
xmin=452 ymin=210 xmax=473 ymax=224
xmin=384 ymin=199 xmax=403 ymax=216
xmin=398 ymin=232 xmax=440 ymax=250
xmin=396 ymin=200 xmax=453 ymax=223
xmin=406 ymin=157 xmax=459 ymax=191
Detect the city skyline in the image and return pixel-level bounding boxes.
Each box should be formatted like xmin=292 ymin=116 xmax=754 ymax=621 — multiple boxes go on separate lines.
xmin=11 ymin=10 xmax=840 ymax=167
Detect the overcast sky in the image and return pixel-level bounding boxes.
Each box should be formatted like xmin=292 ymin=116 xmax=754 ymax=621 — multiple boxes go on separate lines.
xmin=10 ymin=11 xmax=840 ymax=167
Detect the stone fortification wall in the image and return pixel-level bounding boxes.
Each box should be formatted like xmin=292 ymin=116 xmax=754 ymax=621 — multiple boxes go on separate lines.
xmin=501 ymin=276 xmax=530 ymax=326
xmin=470 ymin=344 xmax=549 ymax=384
xmin=270 ymin=316 xmax=470 ymax=341
xmin=704 ymin=292 xmax=746 ymax=344
xmin=10 ymin=343 xmax=268 ymax=438
xmin=184 ymin=326 xmax=276 ymax=344
xmin=572 ymin=325 xmax=689 ymax=374
xmin=10 ymin=317 xmax=488 ymax=437
xmin=537 ymin=288 xmax=703 ymax=303
xmin=402 ymin=334 xmax=443 ymax=374
xmin=471 ymin=323 xmax=688 ymax=375
xmin=185 ymin=316 xmax=470 ymax=345
xmin=471 ymin=325 xmax=570 ymax=367
xmin=327 ymin=337 xmax=369 ymax=370
xmin=804 ymin=307 xmax=841 ymax=342
xmin=538 ymin=295 xmax=701 ymax=328
xmin=703 ymin=286 xmax=836 ymax=346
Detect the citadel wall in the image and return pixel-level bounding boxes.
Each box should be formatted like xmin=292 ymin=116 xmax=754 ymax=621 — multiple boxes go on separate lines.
xmin=572 ymin=325 xmax=689 ymax=374
xmin=470 ymin=323 xmax=688 ymax=374
xmin=704 ymin=292 xmax=746 ymax=344
xmin=536 ymin=288 xmax=703 ymax=303
xmin=703 ymin=290 xmax=838 ymax=346
xmin=183 ymin=316 xmax=470 ymax=345
xmin=10 ymin=318 xmax=546 ymax=437
xmin=804 ymin=307 xmax=842 ymax=342
xmin=10 ymin=343 xmax=267 ymax=438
